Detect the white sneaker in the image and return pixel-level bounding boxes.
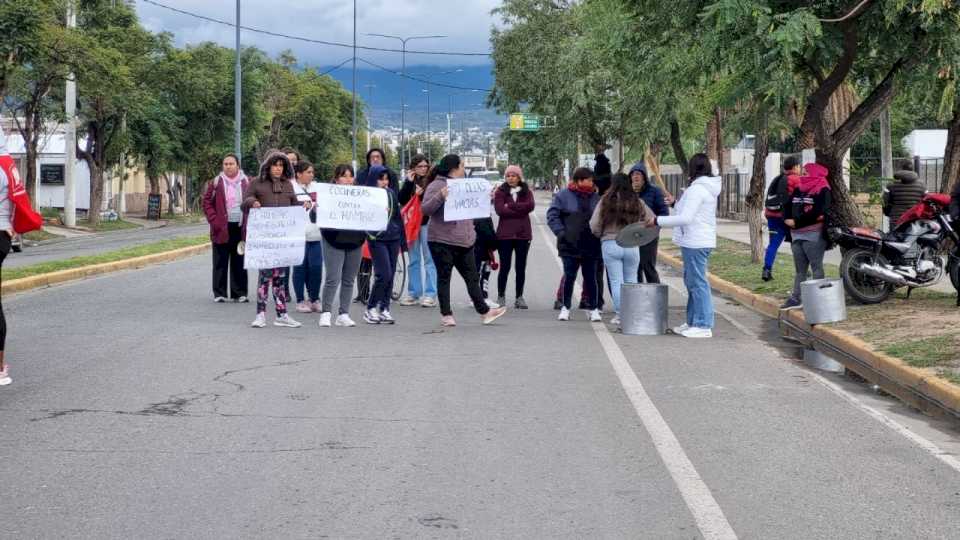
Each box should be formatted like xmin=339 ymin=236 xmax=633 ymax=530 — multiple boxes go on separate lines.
xmin=399 ymin=295 xmax=418 ymax=306
xmin=421 ymin=296 xmax=437 ymax=308
xmin=558 ymin=307 xmax=570 ymax=321
xmin=379 ymin=310 xmax=395 ymax=324
xmin=318 ymin=312 xmax=332 ymax=328
xmin=679 ymin=326 xmax=713 ymax=339
xmin=485 ymin=298 xmax=500 ymax=309
xmin=364 ymin=308 xmax=382 ymax=324
xmin=0 ymin=364 xmax=11 ymax=386
xmin=214 ymin=296 xmax=227 ymax=303
xmin=610 ymin=314 xmax=621 ymax=327
xmin=588 ymin=309 xmax=602 ymax=322
xmin=251 ymin=313 xmax=266 ymax=328
xmin=237 ymin=296 xmax=249 ymax=303
xmin=335 ymin=313 xmax=356 ymax=327
xmin=274 ymin=314 xmax=302 ymax=328
xmin=295 ymin=301 xmax=313 ymax=313
xmin=672 ymin=323 xmax=690 ymax=334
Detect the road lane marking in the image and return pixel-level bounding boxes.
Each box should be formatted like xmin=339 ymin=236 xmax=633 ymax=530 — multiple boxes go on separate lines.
xmin=533 ymin=213 xmax=738 ymax=540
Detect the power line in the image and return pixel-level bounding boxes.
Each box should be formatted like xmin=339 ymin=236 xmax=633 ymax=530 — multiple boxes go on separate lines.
xmin=139 ymin=0 xmax=491 ymax=57
xmin=319 ymin=57 xmax=352 ymax=76
xmin=357 ymin=57 xmax=492 ymax=93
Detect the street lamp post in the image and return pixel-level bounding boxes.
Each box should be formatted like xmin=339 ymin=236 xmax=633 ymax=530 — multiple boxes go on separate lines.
xmin=365 ymin=33 xmax=446 ymax=170
xmin=411 ymin=68 xmax=463 ymax=160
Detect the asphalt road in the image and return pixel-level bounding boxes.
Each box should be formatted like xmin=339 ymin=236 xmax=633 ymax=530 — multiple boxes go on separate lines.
xmin=1 ymin=204 xmax=959 ymax=538
xmin=5 ymin=222 xmax=208 ymax=269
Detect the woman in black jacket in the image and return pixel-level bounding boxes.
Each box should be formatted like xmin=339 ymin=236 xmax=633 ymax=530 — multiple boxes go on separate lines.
xmin=364 ymin=165 xmax=405 ymax=324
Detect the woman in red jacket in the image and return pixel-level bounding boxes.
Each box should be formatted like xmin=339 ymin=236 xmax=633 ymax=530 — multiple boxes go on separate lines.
xmin=202 ymin=153 xmax=250 ymax=303
xmin=494 ymin=165 xmax=535 ymax=309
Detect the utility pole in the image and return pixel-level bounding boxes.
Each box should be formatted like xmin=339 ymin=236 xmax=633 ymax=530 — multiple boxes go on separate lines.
xmin=364 ymin=84 xmax=376 ymax=153
xmin=234 ymin=0 xmax=242 ymax=160
xmin=351 ymin=0 xmax=358 ymax=171
xmin=366 ymin=34 xmax=447 ymax=171
xmin=422 ymin=88 xmax=431 ymax=160
xmin=64 ymin=0 xmax=77 ymax=227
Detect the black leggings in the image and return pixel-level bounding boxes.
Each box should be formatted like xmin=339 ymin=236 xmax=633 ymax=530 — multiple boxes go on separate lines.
xmin=429 ymin=242 xmax=490 ymax=317
xmin=497 ymin=239 xmax=531 ymax=298
xmin=561 ymin=256 xmax=599 ymax=310
xmin=0 ymin=232 xmax=11 ymax=351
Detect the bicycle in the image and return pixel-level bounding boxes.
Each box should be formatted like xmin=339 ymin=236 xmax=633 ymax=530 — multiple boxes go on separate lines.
xmin=354 ymin=247 xmax=407 ymax=304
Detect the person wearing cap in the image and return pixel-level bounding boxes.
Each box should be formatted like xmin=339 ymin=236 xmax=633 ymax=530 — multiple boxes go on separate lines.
xmin=629 ymin=161 xmax=670 ymax=284
xmin=494 ymin=164 xmax=535 ymax=309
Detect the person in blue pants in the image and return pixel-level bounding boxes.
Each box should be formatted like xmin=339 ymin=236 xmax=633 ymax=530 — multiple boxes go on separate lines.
xmin=398 ymin=154 xmax=437 ymax=307
xmin=761 ymin=156 xmax=801 ymax=281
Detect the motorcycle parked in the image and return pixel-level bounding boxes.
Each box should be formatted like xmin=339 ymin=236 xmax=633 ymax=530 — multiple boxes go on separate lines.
xmin=830 ymin=193 xmax=960 ymax=305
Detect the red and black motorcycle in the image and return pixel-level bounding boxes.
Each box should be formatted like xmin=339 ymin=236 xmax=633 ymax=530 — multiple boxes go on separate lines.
xmin=830 ymin=193 xmax=960 ymax=305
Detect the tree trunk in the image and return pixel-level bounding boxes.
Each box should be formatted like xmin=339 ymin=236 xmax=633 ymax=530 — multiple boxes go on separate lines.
xmin=669 ymin=118 xmax=688 ymax=176
xmin=705 ymin=113 xmax=719 ymax=163
xmin=87 ymin=159 xmax=104 ymax=227
xmin=817 ymin=150 xmax=862 ymax=227
xmin=148 ymin=173 xmax=160 ymax=195
xmin=746 ymin=112 xmax=770 ymax=263
xmin=941 ymin=106 xmax=960 ymax=193
xmin=715 ymin=108 xmax=725 ymax=175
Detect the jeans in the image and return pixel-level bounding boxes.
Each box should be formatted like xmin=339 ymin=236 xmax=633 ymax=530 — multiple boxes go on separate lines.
xmin=292 ymin=240 xmax=323 ymax=303
xmin=211 ymin=222 xmax=247 ymax=299
xmin=497 ymin=239 xmax=532 ymax=298
xmin=368 ymin=238 xmax=401 ymax=311
xmin=428 ymin=242 xmax=491 ymax=317
xmin=256 ymin=267 xmax=289 ymax=316
xmin=321 ymin=239 xmax=363 ymax=315
xmin=637 ymin=237 xmax=661 ymax=284
xmin=681 ymin=247 xmax=714 ymax=329
xmin=561 ymin=256 xmax=599 ymax=310
xmin=602 ymin=240 xmax=640 ymax=314
xmin=790 ymin=237 xmax=827 ymax=302
xmin=764 ymin=218 xmax=788 ymax=270
xmin=407 ymin=224 xmax=437 ymax=298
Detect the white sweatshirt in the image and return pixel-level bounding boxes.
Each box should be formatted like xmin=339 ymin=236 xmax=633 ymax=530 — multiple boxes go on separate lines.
xmin=656 ymin=176 xmax=722 ymax=249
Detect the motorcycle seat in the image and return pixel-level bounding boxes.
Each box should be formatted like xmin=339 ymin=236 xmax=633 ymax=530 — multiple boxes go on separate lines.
xmin=887 ymin=242 xmax=912 ymax=253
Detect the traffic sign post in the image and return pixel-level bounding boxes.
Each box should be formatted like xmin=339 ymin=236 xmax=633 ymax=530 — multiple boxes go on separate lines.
xmin=509 ymin=113 xmax=542 ymax=131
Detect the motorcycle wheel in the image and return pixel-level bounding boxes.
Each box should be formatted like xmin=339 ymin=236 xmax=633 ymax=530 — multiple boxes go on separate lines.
xmin=840 ymin=247 xmax=895 ymax=304
xmin=949 ymin=258 xmax=960 ymax=293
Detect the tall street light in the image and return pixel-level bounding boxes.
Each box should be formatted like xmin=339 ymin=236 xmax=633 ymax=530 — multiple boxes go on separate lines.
xmin=411 ymin=68 xmax=462 ymax=161
xmin=365 ymin=33 xmax=446 ymax=170
xmin=448 ymin=88 xmax=480 ymax=154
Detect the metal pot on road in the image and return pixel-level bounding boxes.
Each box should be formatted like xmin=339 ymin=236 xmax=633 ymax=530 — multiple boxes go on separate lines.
xmin=620 ymin=283 xmax=668 ymax=335
xmin=801 ymin=278 xmax=847 ymax=325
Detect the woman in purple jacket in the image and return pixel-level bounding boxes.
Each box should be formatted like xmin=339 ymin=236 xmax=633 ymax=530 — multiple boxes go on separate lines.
xmin=421 ymin=154 xmax=508 ymax=327
xmin=202 ymin=153 xmax=250 ymax=303
xmin=494 ymin=165 xmax=535 ymax=309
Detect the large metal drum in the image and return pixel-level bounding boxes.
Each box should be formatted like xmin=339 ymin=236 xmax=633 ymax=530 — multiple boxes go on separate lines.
xmin=620 ymin=283 xmax=669 ymax=335
xmin=801 ymin=278 xmax=847 ymax=325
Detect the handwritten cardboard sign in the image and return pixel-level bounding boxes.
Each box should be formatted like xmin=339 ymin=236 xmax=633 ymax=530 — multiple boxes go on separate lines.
xmin=444 ymin=179 xmax=492 ymax=221
xmin=314 ymin=183 xmax=388 ymax=231
xmin=243 ymin=207 xmax=307 ymax=269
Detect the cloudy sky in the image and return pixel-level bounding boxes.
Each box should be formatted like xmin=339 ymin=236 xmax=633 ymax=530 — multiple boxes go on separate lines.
xmin=136 ymin=0 xmax=501 ymax=70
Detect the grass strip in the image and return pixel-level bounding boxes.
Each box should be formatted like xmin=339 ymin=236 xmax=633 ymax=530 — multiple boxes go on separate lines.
xmin=79 ymin=219 xmax=141 ymax=232
xmin=881 ymin=335 xmax=960 ymax=369
xmin=4 ymin=235 xmax=208 ymax=281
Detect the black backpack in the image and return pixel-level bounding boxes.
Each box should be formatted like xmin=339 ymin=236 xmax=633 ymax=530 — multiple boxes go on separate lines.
xmin=765 ymin=174 xmax=789 ymax=213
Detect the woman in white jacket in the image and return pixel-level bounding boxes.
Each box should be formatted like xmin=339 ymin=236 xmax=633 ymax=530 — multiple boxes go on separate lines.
xmin=647 ymin=153 xmax=721 ymax=338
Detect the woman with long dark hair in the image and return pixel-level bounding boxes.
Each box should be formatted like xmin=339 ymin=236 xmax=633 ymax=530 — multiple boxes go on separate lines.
xmin=421 ymin=154 xmax=508 ymax=327
xmin=318 ymin=164 xmax=366 ymax=328
xmin=647 ymin=153 xmax=721 ymax=338
xmin=494 ymin=164 xmax=535 ymax=309
xmin=591 ymin=173 xmax=650 ymax=326
xmin=398 ymin=154 xmax=437 ymax=307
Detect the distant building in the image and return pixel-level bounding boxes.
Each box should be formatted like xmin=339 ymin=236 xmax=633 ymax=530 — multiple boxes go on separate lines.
xmin=901 ymin=129 xmax=948 ymax=158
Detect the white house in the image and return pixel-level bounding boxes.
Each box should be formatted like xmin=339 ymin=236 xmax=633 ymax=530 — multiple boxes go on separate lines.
xmin=7 ymin=130 xmax=92 ymax=210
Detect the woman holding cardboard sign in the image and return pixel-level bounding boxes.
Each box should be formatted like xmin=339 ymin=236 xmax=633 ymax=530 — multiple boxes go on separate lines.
xmin=318 ymin=164 xmax=367 ymax=328
xmin=421 ymin=154 xmax=508 ymax=327
xmin=242 ymin=151 xmax=305 ymax=329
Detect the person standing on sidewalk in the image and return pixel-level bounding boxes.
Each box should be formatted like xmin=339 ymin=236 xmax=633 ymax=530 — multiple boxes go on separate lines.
xmin=364 ymin=165 xmax=405 ymax=325
xmin=882 ymin=161 xmax=926 ymax=231
xmin=398 ymin=154 xmax=437 ymax=307
xmin=762 ymin=157 xmax=801 ymax=282
xmin=318 ymin=165 xmax=366 ymax=328
xmin=203 ymin=153 xmax=250 ymax=303
xmin=782 ymin=162 xmax=833 ymax=310
xmin=292 ymin=161 xmax=324 ymax=314
xmin=629 ymin=161 xmax=669 ymax=284
xmin=591 ymin=173 xmax=651 ymax=327
xmin=647 ymin=153 xmax=721 ymax=339
xmin=242 ymin=151 xmax=305 ymax=329
xmin=494 ymin=164 xmax=535 ymax=309
xmin=421 ymin=154 xmax=508 ymax=327
xmin=547 ymin=167 xmax=603 ymax=322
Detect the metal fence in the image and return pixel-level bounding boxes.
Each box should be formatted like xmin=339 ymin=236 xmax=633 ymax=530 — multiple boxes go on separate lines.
xmin=661 ymin=172 xmax=749 ymax=221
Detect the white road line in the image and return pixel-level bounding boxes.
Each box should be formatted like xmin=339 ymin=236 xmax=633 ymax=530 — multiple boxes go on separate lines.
xmin=533 ymin=213 xmax=738 ymax=540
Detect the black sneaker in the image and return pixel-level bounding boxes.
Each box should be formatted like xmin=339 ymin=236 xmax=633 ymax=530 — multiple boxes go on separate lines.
xmin=515 ymin=297 xmax=528 ymax=309
xmin=761 ymin=268 xmax=773 ymax=282
xmin=780 ymin=297 xmax=802 ymax=309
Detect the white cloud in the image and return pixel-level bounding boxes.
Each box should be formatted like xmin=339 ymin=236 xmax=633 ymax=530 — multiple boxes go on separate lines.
xmin=136 ymin=0 xmax=499 ymax=68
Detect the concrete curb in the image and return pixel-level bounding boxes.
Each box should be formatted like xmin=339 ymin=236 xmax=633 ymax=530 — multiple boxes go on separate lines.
xmin=658 ymin=249 xmax=960 ymax=420
xmin=2 ymin=243 xmax=210 ymax=297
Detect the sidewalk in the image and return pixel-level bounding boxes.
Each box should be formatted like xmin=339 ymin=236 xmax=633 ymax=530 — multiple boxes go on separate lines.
xmin=698 ymin=219 xmax=957 ymax=294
